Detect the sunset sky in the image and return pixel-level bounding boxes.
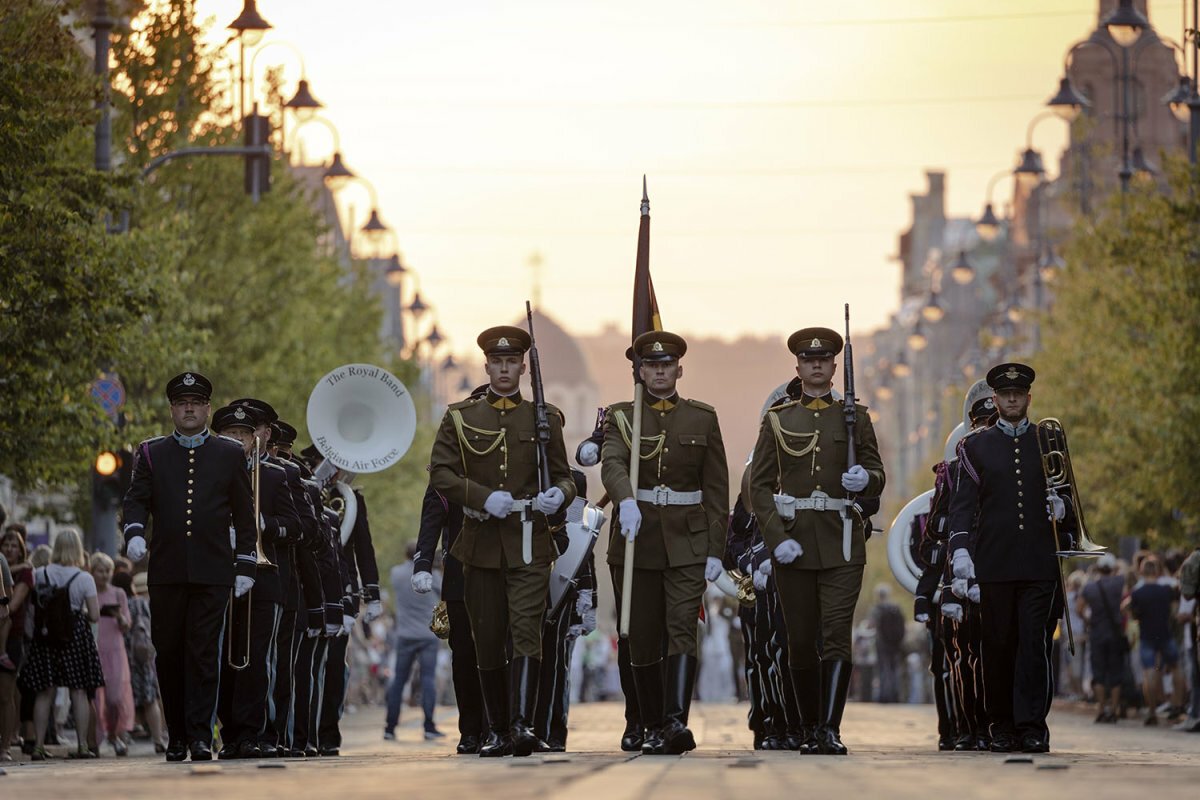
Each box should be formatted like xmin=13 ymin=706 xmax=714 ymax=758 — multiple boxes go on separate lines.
xmin=196 ymin=0 xmax=1183 ymax=355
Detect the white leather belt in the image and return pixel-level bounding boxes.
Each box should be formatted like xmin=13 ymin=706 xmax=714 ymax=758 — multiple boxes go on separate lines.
xmin=773 ymin=491 xmax=851 ymax=519
xmin=636 ymin=486 xmax=703 ymax=506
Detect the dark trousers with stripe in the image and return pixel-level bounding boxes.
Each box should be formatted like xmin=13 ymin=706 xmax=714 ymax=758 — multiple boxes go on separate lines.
xmin=979 ymin=580 xmax=1059 ymax=742
xmin=446 ymin=599 xmax=486 ymax=737
xmin=218 ymin=596 xmax=282 ymax=745
xmin=149 ymin=584 xmax=229 ymax=746
xmin=949 ymin=607 xmax=986 ymax=739
xmin=534 ymin=593 xmax=576 ymax=745
xmin=266 ymin=609 xmax=297 ymax=747
xmin=930 ymin=621 xmax=956 ymax=739
xmin=318 ymin=634 xmax=350 ymax=749
xmin=292 ymin=634 xmax=328 ymax=750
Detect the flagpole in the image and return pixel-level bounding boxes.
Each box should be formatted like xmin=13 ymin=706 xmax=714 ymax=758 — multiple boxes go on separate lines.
xmin=619 ymin=382 xmax=643 ymax=638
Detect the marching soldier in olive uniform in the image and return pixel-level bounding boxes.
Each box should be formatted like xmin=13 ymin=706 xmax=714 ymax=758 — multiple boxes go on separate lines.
xmin=946 ymin=363 xmax=1073 ymax=754
xmin=749 ymin=328 xmax=885 ymax=755
xmin=122 ymin=373 xmax=258 ymax=762
xmin=428 ymin=325 xmax=576 ymax=757
xmin=601 ymin=331 xmax=729 ymax=755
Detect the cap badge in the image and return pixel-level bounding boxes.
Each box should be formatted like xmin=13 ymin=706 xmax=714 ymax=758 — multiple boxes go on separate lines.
xmin=810 ymin=338 xmax=822 ymax=348
xmin=234 ymin=408 xmax=246 ymax=420
xmin=651 ymin=341 xmax=664 ymax=352
xmin=497 ymin=337 xmax=510 ymax=348
xmin=182 ymin=373 xmax=196 ymax=386
xmin=1004 ymin=367 xmax=1020 ymax=380
xmin=984 ymin=399 xmax=995 ymax=409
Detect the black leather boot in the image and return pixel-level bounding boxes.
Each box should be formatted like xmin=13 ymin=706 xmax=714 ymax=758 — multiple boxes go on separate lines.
xmin=478 ymin=666 xmax=513 ymax=757
xmin=789 ymin=667 xmax=821 ymax=755
xmin=816 ymin=660 xmax=852 ymax=755
xmin=661 ymin=654 xmax=698 ymax=755
xmin=633 ymin=660 xmax=665 ymax=755
xmin=509 ymin=657 xmax=543 ymax=757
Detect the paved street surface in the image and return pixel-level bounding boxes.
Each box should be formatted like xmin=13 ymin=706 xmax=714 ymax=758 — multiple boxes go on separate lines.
xmin=3 ymin=702 xmax=1196 ymax=799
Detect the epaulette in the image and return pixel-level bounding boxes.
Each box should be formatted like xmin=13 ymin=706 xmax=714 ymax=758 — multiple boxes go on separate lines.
xmin=448 ymin=396 xmax=482 ymax=411
xmin=608 ymin=400 xmax=633 ymax=410
xmin=261 ymin=460 xmax=286 ymax=472
xmin=684 ymin=398 xmax=716 ymax=414
xmin=769 ymin=398 xmax=803 ymax=412
xmin=139 ymin=435 xmax=166 ymax=446
xmin=216 ymin=433 xmax=243 ymax=445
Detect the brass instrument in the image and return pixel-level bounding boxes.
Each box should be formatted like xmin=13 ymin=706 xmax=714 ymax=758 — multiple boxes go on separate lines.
xmin=714 ymin=569 xmax=757 ymax=607
xmin=228 ymin=437 xmax=274 ymax=671
xmin=430 ymin=601 xmax=450 ymax=640
xmin=1036 ymin=417 xmax=1105 ymax=656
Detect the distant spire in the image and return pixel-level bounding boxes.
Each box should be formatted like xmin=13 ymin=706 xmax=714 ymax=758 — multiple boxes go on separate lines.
xmin=640 ymin=175 xmax=649 ymax=216
xmin=528 ymin=250 xmax=544 ymax=310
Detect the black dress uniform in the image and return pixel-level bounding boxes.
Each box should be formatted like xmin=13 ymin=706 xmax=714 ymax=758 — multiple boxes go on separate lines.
xmin=122 ymin=373 xmax=257 ymax=761
xmin=414 ymin=482 xmax=485 ymax=753
xmin=429 ymin=325 xmax=577 ymax=758
xmin=213 ymin=406 xmax=300 ymax=758
xmin=947 ymin=363 xmax=1074 ymax=754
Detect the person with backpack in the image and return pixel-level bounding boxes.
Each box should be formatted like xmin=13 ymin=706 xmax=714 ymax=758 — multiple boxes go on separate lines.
xmin=17 ymin=529 xmax=103 ymax=760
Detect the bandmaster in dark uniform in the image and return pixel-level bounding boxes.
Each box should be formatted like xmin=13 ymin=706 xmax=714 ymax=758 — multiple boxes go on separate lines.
xmin=428 ymin=325 xmax=576 ymax=757
xmin=121 ymin=372 xmax=257 ymax=762
xmin=748 ymin=328 xmax=885 ymax=755
xmin=601 ymin=330 xmax=729 ymax=756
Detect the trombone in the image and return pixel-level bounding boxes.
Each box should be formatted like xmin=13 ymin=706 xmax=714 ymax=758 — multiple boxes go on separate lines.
xmin=1036 ymin=417 xmax=1106 ymax=656
xmin=227 ymin=436 xmax=274 ymax=670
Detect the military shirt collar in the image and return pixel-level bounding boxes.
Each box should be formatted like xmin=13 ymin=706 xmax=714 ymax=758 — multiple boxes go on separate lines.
xmin=646 ymin=392 xmax=679 ymax=412
xmin=487 ymin=389 xmax=523 ymax=410
xmin=173 ymin=428 xmax=210 ymax=448
xmin=799 ymin=392 xmax=835 ymax=410
xmin=996 ymin=417 xmax=1029 ymax=437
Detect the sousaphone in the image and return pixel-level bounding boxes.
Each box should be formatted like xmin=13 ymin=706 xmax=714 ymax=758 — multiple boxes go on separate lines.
xmin=886 ymin=489 xmax=934 ymax=594
xmin=306 ymin=363 xmax=417 ymax=544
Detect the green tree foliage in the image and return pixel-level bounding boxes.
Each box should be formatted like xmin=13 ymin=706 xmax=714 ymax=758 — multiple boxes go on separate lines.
xmin=1036 ymin=159 xmax=1200 ymax=546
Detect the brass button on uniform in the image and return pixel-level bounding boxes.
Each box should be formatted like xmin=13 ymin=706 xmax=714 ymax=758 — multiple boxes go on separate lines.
xmin=187 ymin=499 xmax=192 ymax=504
xmin=186 ymin=532 xmax=192 ymax=537
xmin=186 ymin=509 xmax=192 ymax=515
xmin=1019 ymin=524 xmax=1025 ymax=530
xmin=815 ymin=466 xmax=822 ymax=472
xmin=189 ymin=469 xmax=194 ymax=474
xmin=188 ymin=479 xmax=194 ymax=485
xmin=815 ymin=446 xmax=821 ymax=453
xmin=189 ymin=449 xmax=195 ymax=455
xmin=188 ymin=489 xmax=193 ymax=495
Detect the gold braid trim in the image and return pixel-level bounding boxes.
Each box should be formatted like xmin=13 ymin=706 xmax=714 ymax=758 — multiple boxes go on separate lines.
xmin=449 ymin=409 xmax=508 ymax=476
xmin=767 ymin=410 xmax=820 ymax=476
xmin=613 ymin=409 xmax=665 ymax=461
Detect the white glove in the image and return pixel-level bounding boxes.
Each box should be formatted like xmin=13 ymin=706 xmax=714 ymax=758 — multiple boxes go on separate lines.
xmin=567 ymin=623 xmax=586 ymax=639
xmin=575 ymin=589 xmax=593 ymax=617
xmin=126 ymin=536 xmax=147 ymax=562
xmin=951 ymin=549 xmax=975 ymax=580
xmin=581 ymin=604 xmax=597 ymax=635
xmin=774 ymin=539 xmax=803 ymax=565
xmin=758 ymin=561 xmax=773 ymax=578
xmin=229 ymin=526 xmax=236 ymax=549
xmin=234 ymin=575 xmax=255 ymax=598
xmin=967 ymin=584 xmax=981 ymax=604
xmin=325 ymin=622 xmax=341 ymax=637
xmin=535 ymin=487 xmax=565 ymax=515
xmin=1047 ymin=491 xmax=1066 ymax=521
xmin=259 ymin=513 xmax=266 ymax=531
xmin=941 ymin=602 xmax=964 ymax=623
xmin=306 ymin=627 xmax=322 ymax=639
xmin=412 ymin=571 xmax=434 ymax=594
xmin=951 ymin=577 xmax=969 ymax=599
xmin=577 ymin=441 xmax=600 ymax=467
xmin=619 ymin=498 xmax=642 ymax=542
xmin=484 ymin=490 xmax=515 ymax=519
xmin=915 ymin=612 xmax=930 ymax=624
xmin=752 ymin=570 xmax=768 ymax=592
xmin=342 ymin=614 xmax=355 ymax=636
xmin=365 ymin=600 xmax=383 ymax=622
xmin=841 ymin=464 xmax=869 ymax=493
xmin=705 ymin=557 xmax=723 ymax=582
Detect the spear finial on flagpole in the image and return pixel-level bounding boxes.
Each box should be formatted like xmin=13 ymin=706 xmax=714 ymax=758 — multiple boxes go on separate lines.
xmin=641 ymin=174 xmax=649 ymax=216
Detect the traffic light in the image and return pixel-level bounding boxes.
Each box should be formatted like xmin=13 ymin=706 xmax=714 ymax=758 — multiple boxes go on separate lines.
xmin=93 ymin=448 xmax=133 ymax=510
xmin=243 ymin=110 xmax=272 ymax=201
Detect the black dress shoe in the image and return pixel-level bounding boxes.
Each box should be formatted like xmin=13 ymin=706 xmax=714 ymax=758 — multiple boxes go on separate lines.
xmin=217 ymin=743 xmax=241 ymax=760
xmin=545 ymin=740 xmax=566 ymax=753
xmin=815 ymin=725 xmax=847 ymax=756
xmin=620 ymin=725 xmax=644 ymax=752
xmin=1020 ymin=735 xmax=1049 ymax=754
xmin=318 ymin=746 xmax=340 ymax=757
xmin=989 ymin=734 xmax=1018 ymax=753
xmin=165 ymin=742 xmax=188 ymax=762
xmin=478 ymin=731 xmax=513 ymax=758
xmin=457 ymin=735 xmax=481 ymax=754
xmin=287 ymin=747 xmax=306 ymax=758
xmin=189 ymin=741 xmax=213 ymax=761
xmin=256 ymin=743 xmax=277 ymax=758
xmin=303 ymin=746 xmax=319 ymax=758
xmin=937 ymin=736 xmax=955 ymax=751
xmin=953 ymin=734 xmax=977 ymax=751
xmin=641 ymin=727 xmax=666 ymax=755
xmin=238 ymin=740 xmax=262 ymax=759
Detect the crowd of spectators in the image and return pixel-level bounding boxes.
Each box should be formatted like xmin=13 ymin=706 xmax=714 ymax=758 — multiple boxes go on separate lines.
xmin=0 ymin=521 xmax=164 ymax=762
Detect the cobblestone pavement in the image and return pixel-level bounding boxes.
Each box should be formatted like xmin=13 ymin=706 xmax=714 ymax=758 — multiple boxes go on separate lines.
xmin=2 ymin=701 xmax=1196 ymax=799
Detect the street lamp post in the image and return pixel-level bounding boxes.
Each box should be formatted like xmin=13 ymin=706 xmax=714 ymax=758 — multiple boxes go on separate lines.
xmin=227 ymin=0 xmax=273 ymax=122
